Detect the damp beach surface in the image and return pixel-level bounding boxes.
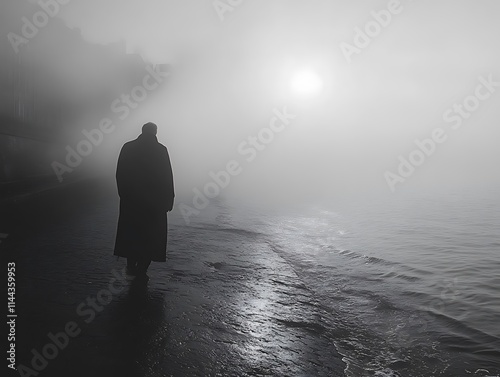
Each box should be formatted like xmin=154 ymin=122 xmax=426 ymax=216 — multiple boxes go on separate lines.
xmin=3 ymin=177 xmax=500 ymax=377
xmin=3 ymin=178 xmax=346 ymax=377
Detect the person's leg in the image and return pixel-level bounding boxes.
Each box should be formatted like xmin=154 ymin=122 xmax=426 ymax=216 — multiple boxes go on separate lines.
xmin=126 ymin=257 xmax=138 ymax=275
xmin=136 ymin=258 xmax=151 ymax=276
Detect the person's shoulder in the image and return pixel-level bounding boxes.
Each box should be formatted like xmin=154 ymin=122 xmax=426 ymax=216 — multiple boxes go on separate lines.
xmin=123 ymin=138 xmax=139 ymax=148
xmin=119 ymin=140 xmax=138 ymax=156
xmin=157 ymin=142 xmax=169 ymax=152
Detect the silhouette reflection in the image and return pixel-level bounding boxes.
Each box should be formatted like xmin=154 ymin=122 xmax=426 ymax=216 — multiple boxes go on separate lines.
xmin=104 ymin=280 xmax=167 ymax=377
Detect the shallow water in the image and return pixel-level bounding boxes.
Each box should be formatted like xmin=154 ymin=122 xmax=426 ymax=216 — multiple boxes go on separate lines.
xmin=174 ymin=188 xmax=500 ymax=376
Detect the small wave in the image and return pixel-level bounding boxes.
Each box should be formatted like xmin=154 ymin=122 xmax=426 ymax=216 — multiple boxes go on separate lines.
xmin=204 ymin=261 xmax=226 ymax=270
xmin=217 ymin=225 xmax=267 ymax=239
xmin=274 ymin=318 xmax=326 ymax=335
xmin=271 ymin=279 xmax=308 ymax=291
xmin=426 ymin=310 xmax=500 ymax=355
xmin=366 ymin=255 xmax=395 ymax=266
xmin=185 ymin=223 xmax=266 ymax=240
xmin=379 ymin=270 xmax=420 ymax=282
xmin=338 ymin=249 xmax=395 ymax=267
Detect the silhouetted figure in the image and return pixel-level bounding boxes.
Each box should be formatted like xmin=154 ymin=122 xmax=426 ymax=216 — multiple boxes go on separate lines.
xmin=114 ymin=123 xmax=174 ymax=279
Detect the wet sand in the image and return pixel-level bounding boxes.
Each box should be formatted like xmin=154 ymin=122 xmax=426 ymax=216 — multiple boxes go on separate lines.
xmin=2 ymin=177 xmax=345 ymax=377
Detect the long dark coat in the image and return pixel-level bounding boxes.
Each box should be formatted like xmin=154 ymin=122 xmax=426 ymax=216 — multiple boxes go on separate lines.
xmin=113 ymin=133 xmax=174 ymax=262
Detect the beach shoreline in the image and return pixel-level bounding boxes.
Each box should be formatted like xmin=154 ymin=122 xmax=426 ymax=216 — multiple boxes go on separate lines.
xmin=3 ymin=178 xmax=346 ymax=376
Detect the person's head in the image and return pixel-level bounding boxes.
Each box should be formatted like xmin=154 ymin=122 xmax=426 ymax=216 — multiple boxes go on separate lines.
xmin=142 ymin=122 xmax=158 ymax=136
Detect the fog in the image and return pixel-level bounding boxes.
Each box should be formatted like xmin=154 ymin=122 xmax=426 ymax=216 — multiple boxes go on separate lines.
xmin=2 ymin=0 xmax=500 ymax=209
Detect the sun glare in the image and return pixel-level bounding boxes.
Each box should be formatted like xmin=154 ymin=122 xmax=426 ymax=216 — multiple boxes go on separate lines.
xmin=290 ymin=70 xmax=324 ymax=97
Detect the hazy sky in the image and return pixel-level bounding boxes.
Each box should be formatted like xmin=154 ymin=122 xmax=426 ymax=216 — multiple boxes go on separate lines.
xmin=5 ymin=0 xmax=500 ymax=206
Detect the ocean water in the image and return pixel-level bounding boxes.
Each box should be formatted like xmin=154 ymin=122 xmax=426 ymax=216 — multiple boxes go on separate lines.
xmin=172 ymin=188 xmax=500 ymax=377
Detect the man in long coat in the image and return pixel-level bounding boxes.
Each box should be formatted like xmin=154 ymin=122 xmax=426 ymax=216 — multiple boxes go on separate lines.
xmin=113 ymin=122 xmax=174 ymax=278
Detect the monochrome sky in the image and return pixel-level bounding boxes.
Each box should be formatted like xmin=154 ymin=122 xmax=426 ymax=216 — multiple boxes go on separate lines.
xmin=3 ymin=0 xmax=500 ymax=205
